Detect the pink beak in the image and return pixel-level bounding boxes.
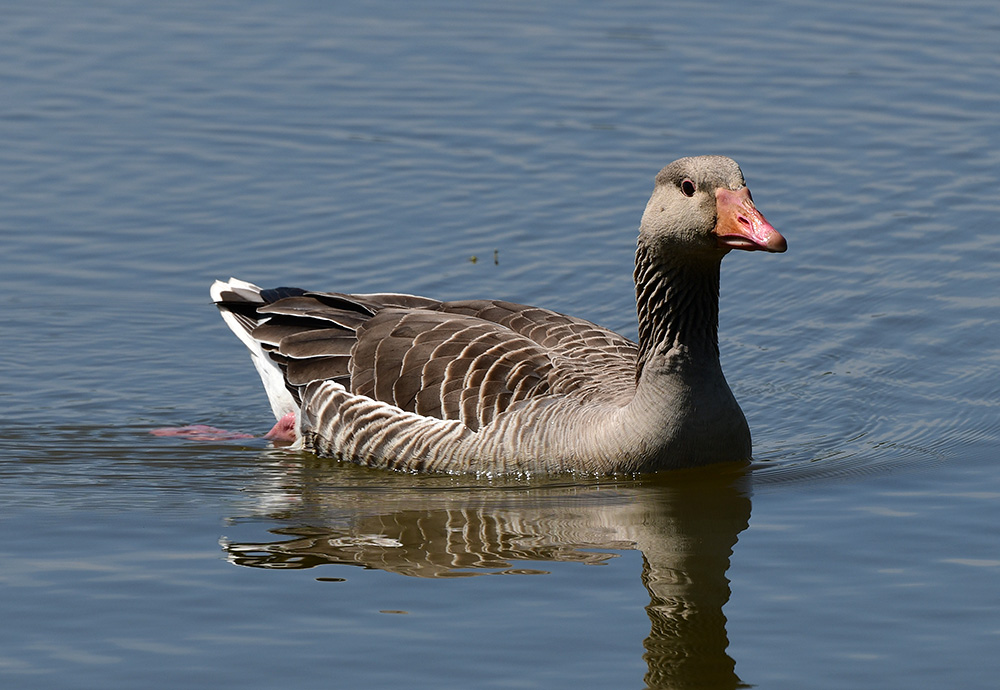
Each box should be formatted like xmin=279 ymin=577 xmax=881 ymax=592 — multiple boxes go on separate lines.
xmin=714 ymin=187 xmax=786 ymax=253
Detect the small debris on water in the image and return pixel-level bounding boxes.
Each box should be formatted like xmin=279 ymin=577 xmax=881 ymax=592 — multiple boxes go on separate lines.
xmin=468 ymin=249 xmax=499 ymax=265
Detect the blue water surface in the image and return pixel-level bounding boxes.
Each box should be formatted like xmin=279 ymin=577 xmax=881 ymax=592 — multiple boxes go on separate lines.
xmin=1 ymin=1 xmax=998 ymax=688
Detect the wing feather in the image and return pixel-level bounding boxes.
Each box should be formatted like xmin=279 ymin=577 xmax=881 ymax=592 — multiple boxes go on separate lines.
xmin=216 ymin=285 xmax=638 ymax=437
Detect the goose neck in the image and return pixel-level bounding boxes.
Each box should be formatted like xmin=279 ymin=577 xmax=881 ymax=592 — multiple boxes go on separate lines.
xmin=634 ymin=243 xmax=722 ymax=379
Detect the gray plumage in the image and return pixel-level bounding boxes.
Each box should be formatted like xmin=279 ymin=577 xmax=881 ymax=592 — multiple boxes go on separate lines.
xmin=211 ymin=156 xmax=786 ymax=475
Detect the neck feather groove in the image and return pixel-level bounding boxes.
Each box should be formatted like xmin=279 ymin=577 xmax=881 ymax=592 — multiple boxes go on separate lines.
xmin=634 ymin=243 xmax=722 ymax=380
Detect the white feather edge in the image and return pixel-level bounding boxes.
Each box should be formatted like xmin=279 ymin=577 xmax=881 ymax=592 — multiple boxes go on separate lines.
xmin=211 ymin=278 xmax=300 ymax=429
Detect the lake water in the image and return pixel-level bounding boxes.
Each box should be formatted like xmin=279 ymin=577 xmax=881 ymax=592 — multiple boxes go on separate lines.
xmin=2 ymin=0 xmax=999 ymax=687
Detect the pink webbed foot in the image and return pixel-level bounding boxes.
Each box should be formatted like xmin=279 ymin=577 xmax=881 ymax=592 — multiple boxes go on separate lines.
xmin=150 ymin=424 xmax=255 ymax=441
xmin=152 ymin=413 xmax=297 ymax=445
xmin=264 ymin=412 xmax=298 ymax=444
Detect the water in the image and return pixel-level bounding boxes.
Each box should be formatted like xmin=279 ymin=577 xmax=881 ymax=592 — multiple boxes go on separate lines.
xmin=1 ymin=0 xmax=999 ymax=687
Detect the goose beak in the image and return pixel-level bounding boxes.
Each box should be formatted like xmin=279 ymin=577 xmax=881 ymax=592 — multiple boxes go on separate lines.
xmin=714 ymin=187 xmax=786 ymax=253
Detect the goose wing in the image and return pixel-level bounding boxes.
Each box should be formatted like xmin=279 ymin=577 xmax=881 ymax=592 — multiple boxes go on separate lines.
xmin=243 ymin=291 xmax=637 ymax=431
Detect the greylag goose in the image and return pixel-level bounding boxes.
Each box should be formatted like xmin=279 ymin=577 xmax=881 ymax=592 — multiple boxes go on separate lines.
xmin=211 ymin=156 xmax=786 ymax=475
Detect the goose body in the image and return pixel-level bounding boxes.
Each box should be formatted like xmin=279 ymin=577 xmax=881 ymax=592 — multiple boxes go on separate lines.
xmin=212 ymin=156 xmax=786 ymax=475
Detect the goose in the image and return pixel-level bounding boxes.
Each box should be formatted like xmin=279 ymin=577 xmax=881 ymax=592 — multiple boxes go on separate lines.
xmin=211 ymin=156 xmax=786 ymax=475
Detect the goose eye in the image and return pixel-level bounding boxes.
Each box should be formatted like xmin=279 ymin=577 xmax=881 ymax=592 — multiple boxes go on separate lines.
xmin=680 ymin=179 xmax=696 ymax=197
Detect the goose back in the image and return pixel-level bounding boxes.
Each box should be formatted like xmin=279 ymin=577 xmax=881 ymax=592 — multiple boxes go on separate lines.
xmin=213 ymin=283 xmax=639 ymax=436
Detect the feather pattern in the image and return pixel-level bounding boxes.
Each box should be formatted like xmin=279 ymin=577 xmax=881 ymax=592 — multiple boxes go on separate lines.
xmin=210 ymin=156 xmax=786 ymax=475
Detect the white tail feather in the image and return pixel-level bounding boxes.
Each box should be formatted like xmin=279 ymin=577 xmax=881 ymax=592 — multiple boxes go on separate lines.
xmin=211 ymin=278 xmax=298 ymax=421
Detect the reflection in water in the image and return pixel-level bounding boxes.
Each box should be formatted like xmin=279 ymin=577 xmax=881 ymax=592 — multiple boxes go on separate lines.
xmin=224 ymin=459 xmax=752 ymax=690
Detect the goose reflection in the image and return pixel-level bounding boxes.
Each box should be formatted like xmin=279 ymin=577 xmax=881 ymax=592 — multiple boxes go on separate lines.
xmin=223 ymin=459 xmax=752 ymax=689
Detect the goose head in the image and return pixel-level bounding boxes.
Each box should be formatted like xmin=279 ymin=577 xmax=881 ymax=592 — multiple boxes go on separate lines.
xmin=639 ymin=156 xmax=786 ymax=260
